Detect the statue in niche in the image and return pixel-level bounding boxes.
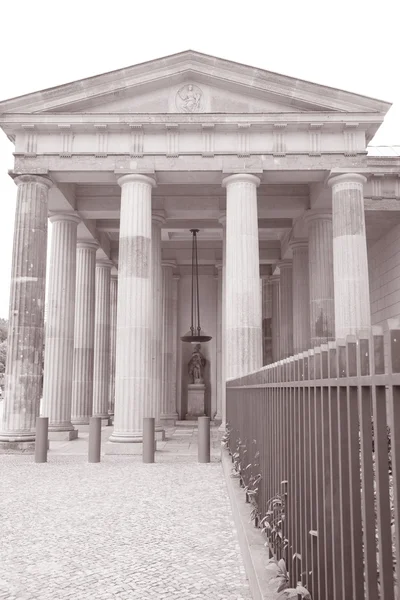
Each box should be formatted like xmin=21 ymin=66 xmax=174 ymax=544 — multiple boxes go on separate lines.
xmin=188 ymin=343 xmax=206 ymax=384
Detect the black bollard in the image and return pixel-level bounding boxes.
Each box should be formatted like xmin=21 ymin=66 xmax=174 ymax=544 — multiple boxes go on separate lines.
xmin=88 ymin=417 xmax=102 ymax=463
xmin=143 ymin=417 xmax=155 ymax=463
xmin=35 ymin=417 xmax=48 ymax=463
xmin=198 ymin=416 xmax=210 ymax=463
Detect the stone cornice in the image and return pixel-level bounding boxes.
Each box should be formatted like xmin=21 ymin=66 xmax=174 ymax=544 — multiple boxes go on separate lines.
xmin=0 ymin=112 xmax=384 ymax=130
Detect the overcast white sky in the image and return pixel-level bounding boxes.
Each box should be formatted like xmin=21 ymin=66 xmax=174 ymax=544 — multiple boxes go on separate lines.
xmin=0 ymin=0 xmax=399 ymax=318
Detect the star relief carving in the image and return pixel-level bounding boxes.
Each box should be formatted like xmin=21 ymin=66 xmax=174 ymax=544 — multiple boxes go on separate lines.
xmin=176 ymin=84 xmax=203 ymax=113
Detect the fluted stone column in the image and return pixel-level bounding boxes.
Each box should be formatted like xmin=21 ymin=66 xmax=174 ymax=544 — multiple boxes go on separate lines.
xmin=271 ymin=275 xmax=280 ymax=363
xmin=150 ymin=212 xmax=165 ymax=439
xmin=305 ymin=211 xmax=335 ymax=346
xmin=291 ymin=240 xmax=311 ymax=354
xmin=328 ymin=173 xmax=370 ymax=338
xmin=218 ymin=214 xmax=227 ymax=430
xmin=261 ymin=268 xmax=273 ymax=365
xmin=223 ymin=175 xmax=262 ymax=379
xmin=71 ymin=240 xmax=98 ymax=425
xmin=0 ymin=175 xmax=51 ymax=452
xmin=215 ymin=262 xmax=223 ymax=421
xmin=109 ymin=270 xmax=118 ymax=416
xmin=172 ymin=274 xmax=180 ymax=419
xmin=109 ymin=174 xmax=155 ymax=447
xmin=160 ymin=261 xmax=178 ymax=425
xmin=93 ymin=259 xmax=113 ymax=424
xmin=41 ymin=214 xmax=80 ymax=439
xmin=278 ymin=261 xmax=293 ymax=359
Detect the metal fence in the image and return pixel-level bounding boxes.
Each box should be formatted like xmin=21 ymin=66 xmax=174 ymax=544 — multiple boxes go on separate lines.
xmin=226 ymin=324 xmax=400 ymax=600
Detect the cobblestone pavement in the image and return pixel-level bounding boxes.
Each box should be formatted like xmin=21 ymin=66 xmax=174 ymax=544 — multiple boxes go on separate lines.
xmin=0 ymin=422 xmax=252 ymax=599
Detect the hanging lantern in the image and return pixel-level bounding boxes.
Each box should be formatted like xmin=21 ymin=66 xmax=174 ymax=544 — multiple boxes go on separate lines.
xmin=180 ymin=229 xmax=212 ymax=343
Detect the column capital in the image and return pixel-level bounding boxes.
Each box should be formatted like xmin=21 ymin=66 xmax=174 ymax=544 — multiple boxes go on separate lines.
xmin=96 ymin=258 xmax=113 ymax=269
xmin=276 ymin=260 xmax=292 ymax=271
xmin=117 ymin=173 xmax=156 ymax=188
xmin=328 ymin=173 xmax=367 ymax=188
xmin=77 ymin=239 xmax=99 ymax=251
xmin=289 ymin=238 xmax=308 ymax=251
xmin=152 ymin=210 xmax=166 ymax=227
xmin=49 ymin=213 xmax=80 ymax=225
xmin=304 ymin=209 xmax=332 ymax=225
xmin=270 ymin=274 xmax=280 ymax=284
xmin=111 ymin=268 xmax=118 ymax=280
xmin=222 ymin=173 xmax=260 ymax=188
xmin=218 ymin=212 xmax=226 ymax=227
xmin=13 ymin=174 xmax=53 ymax=188
xmin=161 ymin=260 xmax=176 ymax=269
xmin=215 ymin=261 xmax=223 ymax=271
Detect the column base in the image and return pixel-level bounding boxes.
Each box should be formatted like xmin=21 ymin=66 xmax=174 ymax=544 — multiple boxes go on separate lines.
xmin=160 ymin=418 xmax=177 ymax=426
xmin=105 ymin=441 xmax=158 ymax=455
xmin=155 ymin=426 xmax=165 ymax=441
xmin=93 ymin=416 xmax=112 ymax=427
xmin=160 ymin=413 xmax=178 ymax=426
xmin=71 ymin=419 xmax=90 ymax=426
xmin=185 ymin=412 xmax=206 ymax=420
xmin=0 ymin=441 xmax=36 ymax=454
xmin=48 ymin=429 xmax=78 ymax=441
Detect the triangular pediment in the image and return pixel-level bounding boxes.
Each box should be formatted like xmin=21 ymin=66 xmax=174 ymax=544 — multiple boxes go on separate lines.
xmin=0 ymin=50 xmax=391 ymax=116
xmin=71 ymin=80 xmax=304 ymax=114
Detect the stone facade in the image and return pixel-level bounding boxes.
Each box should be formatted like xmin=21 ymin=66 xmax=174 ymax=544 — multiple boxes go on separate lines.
xmin=0 ymin=50 xmax=398 ymax=451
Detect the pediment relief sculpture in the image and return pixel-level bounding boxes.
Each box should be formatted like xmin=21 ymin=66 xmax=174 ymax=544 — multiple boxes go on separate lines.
xmin=176 ymin=84 xmax=203 ymax=113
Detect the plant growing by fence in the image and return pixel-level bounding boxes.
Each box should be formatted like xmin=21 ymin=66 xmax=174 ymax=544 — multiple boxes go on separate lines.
xmin=261 ymin=491 xmax=287 ymax=560
xmin=269 ymin=558 xmax=312 ymax=599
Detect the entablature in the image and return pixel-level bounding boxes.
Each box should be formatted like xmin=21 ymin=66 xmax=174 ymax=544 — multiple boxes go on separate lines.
xmin=2 ymin=112 xmax=383 ymax=156
xmin=11 ymin=153 xmax=370 ymax=179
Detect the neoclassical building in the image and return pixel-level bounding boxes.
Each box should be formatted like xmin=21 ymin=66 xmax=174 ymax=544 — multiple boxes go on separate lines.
xmin=0 ymin=51 xmax=398 ymax=452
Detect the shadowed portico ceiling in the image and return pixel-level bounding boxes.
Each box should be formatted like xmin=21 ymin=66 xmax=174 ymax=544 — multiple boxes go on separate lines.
xmin=76 ymin=181 xmax=304 ymax=252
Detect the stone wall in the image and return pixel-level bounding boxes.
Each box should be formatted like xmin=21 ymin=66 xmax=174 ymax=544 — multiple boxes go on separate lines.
xmin=368 ymin=223 xmax=400 ymax=366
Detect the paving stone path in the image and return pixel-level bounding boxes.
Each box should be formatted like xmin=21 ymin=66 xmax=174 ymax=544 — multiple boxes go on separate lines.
xmin=0 ymin=422 xmax=252 ymax=599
